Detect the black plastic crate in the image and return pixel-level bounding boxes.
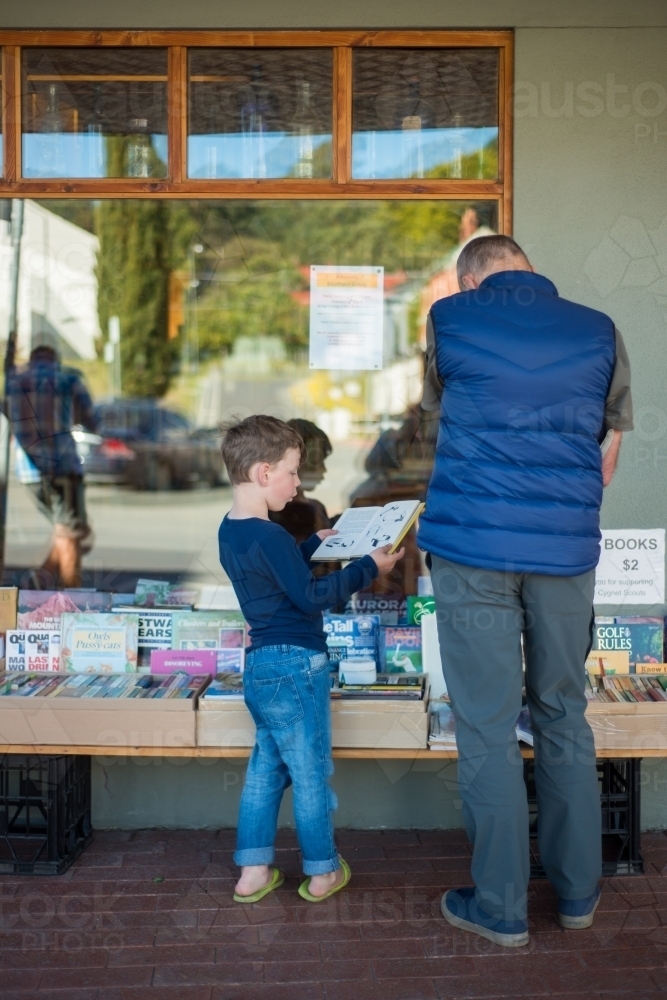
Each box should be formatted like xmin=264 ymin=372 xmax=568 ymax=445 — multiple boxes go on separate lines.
xmin=525 ymin=757 xmax=643 ymax=878
xmin=0 ymin=754 xmax=93 ymax=875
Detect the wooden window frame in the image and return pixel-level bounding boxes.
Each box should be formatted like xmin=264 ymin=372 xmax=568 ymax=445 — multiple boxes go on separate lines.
xmin=0 ymin=30 xmax=513 ymax=231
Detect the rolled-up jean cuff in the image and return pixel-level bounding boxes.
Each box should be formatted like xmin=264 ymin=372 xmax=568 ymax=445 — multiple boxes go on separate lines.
xmin=302 ymin=854 xmax=340 ymax=876
xmin=234 ymin=847 xmax=275 ymax=867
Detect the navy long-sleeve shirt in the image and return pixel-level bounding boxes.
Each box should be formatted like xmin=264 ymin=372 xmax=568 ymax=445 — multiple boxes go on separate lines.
xmin=218 ymin=515 xmax=378 ymax=653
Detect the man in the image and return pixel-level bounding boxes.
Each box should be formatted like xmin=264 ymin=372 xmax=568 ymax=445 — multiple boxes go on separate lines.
xmin=418 ymin=236 xmax=632 ymax=948
xmin=7 ymin=345 xmax=97 ymax=587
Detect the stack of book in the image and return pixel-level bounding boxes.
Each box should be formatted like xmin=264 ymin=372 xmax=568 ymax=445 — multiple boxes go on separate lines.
xmin=428 ymin=703 xmax=534 ymax=750
xmin=334 ymin=673 xmax=426 ymax=701
xmin=429 ymin=703 xmax=457 ymax=749
xmin=0 ymin=671 xmax=209 ymax=700
xmin=201 ymin=672 xmax=244 ymax=700
xmin=586 ymin=673 xmax=667 ymax=703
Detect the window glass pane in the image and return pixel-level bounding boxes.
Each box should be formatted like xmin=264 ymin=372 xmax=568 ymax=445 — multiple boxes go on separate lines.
xmin=353 ymin=49 xmax=499 ymax=180
xmin=0 ymin=51 xmax=3 ymax=174
xmin=4 ymin=197 xmax=496 ymax=596
xmin=21 ymin=48 xmax=168 ymax=179
xmin=188 ymin=49 xmax=333 ymax=179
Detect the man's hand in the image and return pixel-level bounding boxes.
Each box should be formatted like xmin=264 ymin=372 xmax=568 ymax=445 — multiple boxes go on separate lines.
xmin=370 ymin=544 xmax=405 ymax=574
xmin=316 ymin=528 xmax=337 ymax=540
xmin=602 ymin=430 xmax=623 ymax=487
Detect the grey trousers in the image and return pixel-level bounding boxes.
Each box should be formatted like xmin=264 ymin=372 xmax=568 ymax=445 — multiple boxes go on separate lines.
xmin=430 ymin=555 xmax=602 ymax=922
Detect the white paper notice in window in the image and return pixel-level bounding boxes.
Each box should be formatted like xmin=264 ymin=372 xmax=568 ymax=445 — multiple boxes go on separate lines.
xmin=594 ymin=529 xmax=665 ymax=605
xmin=309 ymin=265 xmax=384 ymax=371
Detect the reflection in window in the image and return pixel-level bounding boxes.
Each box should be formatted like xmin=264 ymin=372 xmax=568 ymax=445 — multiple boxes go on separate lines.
xmin=21 ymin=48 xmax=168 ymax=179
xmin=352 ymin=49 xmax=499 ymax=180
xmin=188 ymin=49 xmax=333 ymax=179
xmin=3 ymin=198 xmax=498 ymax=589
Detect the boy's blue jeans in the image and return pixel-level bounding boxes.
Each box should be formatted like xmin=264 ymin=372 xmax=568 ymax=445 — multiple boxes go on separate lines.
xmin=234 ymin=644 xmax=341 ymax=876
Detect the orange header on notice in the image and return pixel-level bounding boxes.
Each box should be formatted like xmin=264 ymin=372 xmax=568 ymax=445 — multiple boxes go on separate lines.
xmin=315 ymin=272 xmax=379 ymax=288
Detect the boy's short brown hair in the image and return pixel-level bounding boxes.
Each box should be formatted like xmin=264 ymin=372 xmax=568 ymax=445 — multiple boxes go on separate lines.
xmin=220 ymin=415 xmax=306 ymax=485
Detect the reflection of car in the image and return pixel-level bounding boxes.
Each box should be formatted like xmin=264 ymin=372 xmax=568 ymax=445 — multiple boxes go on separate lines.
xmin=74 ymin=399 xmax=227 ymax=491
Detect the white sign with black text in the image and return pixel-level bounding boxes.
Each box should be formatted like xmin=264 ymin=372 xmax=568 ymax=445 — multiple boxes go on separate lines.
xmin=309 ymin=265 xmax=384 ymax=371
xmin=595 ymin=529 xmax=665 ymax=605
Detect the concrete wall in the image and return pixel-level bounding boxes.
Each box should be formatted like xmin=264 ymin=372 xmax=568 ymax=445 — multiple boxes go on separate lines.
xmin=92 ymin=754 xmax=667 ymax=832
xmin=4 ymin=1 xmax=667 ymax=29
xmin=10 ymin=0 xmax=667 ymax=829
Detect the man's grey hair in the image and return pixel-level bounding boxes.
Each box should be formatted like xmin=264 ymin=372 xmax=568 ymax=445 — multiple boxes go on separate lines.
xmin=457 ymin=235 xmax=529 ymax=285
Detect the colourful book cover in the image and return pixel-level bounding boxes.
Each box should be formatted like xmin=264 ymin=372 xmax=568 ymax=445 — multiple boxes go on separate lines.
xmin=134 ymin=579 xmax=198 ymax=608
xmin=26 ymin=630 xmax=51 ymax=671
xmin=379 ymin=625 xmax=423 ymax=673
xmin=17 ymin=590 xmax=113 ymax=630
xmin=171 ymin=611 xmax=246 ymax=671
xmin=113 ymin=607 xmax=174 ymax=667
xmin=6 ymin=630 xmax=27 ymax=670
xmin=150 ymin=649 xmax=218 ymax=677
xmin=323 ymin=615 xmax=379 ymax=665
xmin=60 ymin=613 xmax=138 ymax=674
xmin=407 ymin=596 xmax=436 ymax=625
xmin=594 ymin=618 xmax=664 ymax=663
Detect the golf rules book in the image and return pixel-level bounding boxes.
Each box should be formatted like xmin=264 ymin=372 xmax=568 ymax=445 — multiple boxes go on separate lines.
xmin=311 ymin=500 xmax=424 ymax=561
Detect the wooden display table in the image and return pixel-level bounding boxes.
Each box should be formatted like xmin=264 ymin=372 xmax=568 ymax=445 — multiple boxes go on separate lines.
xmin=0 ymin=743 xmax=660 ymax=758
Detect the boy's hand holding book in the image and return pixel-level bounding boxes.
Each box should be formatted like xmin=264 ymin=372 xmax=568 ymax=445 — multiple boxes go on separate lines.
xmin=369 ymin=543 xmax=405 ymax=574
xmin=310 ymin=500 xmax=423 ymax=561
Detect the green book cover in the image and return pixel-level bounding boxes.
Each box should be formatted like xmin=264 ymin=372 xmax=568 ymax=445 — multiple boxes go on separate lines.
xmin=379 ymin=626 xmax=423 ymax=673
xmin=171 ymin=611 xmax=246 ymax=671
xmin=407 ymin=596 xmax=436 ymax=625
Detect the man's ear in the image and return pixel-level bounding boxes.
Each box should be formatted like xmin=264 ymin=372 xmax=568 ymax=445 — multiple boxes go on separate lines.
xmin=460 ymin=274 xmax=478 ymax=291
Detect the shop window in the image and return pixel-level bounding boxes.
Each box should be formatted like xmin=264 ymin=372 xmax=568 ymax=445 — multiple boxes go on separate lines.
xmin=3 ymin=197 xmax=498 ymax=585
xmin=0 ymin=30 xmax=511 ymax=592
xmin=21 ymin=48 xmax=168 ymax=179
xmin=188 ymin=49 xmax=333 ymax=180
xmin=0 ymin=51 xmax=3 ymax=174
xmin=352 ymin=48 xmax=499 ymax=180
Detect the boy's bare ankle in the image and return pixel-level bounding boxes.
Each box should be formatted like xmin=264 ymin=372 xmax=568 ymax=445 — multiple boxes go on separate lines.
xmin=307 ymin=868 xmax=343 ymax=897
xmin=236 ymin=864 xmax=271 ymax=895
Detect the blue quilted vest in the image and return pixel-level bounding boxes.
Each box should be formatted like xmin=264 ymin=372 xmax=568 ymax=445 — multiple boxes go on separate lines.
xmin=417 ymin=271 xmax=616 ymax=576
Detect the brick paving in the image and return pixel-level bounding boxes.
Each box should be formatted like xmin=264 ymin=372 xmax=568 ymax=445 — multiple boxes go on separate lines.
xmin=0 ymin=828 xmax=666 ymax=999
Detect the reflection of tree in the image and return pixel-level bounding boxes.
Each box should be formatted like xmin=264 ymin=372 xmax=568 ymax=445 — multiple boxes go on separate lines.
xmin=195 ymin=247 xmax=308 ymax=359
xmin=186 ymin=199 xmax=467 ymax=360
xmin=95 ymin=139 xmax=194 ymax=397
xmin=50 ymin=193 xmax=489 ymax=383
xmin=428 ymin=136 xmax=498 ymax=181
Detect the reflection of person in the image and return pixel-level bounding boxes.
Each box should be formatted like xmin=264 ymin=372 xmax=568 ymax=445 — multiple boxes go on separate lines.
xmin=269 ymin=419 xmax=332 ymax=542
xmin=218 ymin=415 xmax=404 ymax=904
xmin=419 ymin=204 xmax=497 ymax=313
xmin=351 ymin=408 xmax=438 ymax=596
xmin=418 ymin=236 xmax=633 ymax=946
xmin=7 ymin=345 xmax=97 ymax=588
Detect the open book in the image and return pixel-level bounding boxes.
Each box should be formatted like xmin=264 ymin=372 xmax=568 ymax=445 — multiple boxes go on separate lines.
xmin=311 ymin=500 xmax=424 ymax=561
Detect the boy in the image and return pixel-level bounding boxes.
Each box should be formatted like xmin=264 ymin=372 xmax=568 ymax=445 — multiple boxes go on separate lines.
xmin=219 ymin=415 xmax=404 ymax=903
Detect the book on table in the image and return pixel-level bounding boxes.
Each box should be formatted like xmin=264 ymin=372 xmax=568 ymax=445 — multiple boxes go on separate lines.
xmin=311 ymin=500 xmax=424 ymax=561
xmin=335 ymin=673 xmax=426 ymax=700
